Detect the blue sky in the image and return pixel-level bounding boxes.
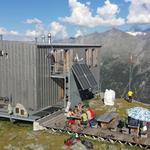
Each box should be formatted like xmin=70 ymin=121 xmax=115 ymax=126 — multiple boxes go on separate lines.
xmin=0 ymin=0 xmax=150 ymax=40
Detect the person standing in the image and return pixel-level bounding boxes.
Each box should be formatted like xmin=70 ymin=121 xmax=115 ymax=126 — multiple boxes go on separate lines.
xmin=127 ymin=90 xmax=133 ymax=102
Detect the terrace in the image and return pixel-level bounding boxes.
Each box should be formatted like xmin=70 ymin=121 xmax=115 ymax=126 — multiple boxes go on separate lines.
xmin=34 ymin=98 xmax=150 ymax=149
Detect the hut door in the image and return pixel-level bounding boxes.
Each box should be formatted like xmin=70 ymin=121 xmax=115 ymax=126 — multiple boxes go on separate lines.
xmin=58 ymin=79 xmax=64 ymax=100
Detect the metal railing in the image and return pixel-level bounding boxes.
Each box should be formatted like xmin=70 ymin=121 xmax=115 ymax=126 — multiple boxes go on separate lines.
xmin=50 ymin=62 xmax=64 ymax=75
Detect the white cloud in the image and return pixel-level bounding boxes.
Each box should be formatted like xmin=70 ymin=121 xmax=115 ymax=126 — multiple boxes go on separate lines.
xmin=60 ymin=0 xmax=125 ymax=27
xmin=0 ymin=27 xmax=29 ymax=41
xmin=75 ymin=29 xmax=83 ymax=37
xmin=60 ymin=0 xmax=95 ymax=27
xmin=25 ymin=19 xmax=68 ymax=40
xmin=96 ymin=0 xmax=124 ymax=25
xmin=25 ymin=18 xmax=42 ymax=25
xmin=126 ymin=0 xmax=150 ymax=23
xmin=9 ymin=30 xmax=19 ymax=35
xmin=97 ymin=0 xmax=119 ymax=19
xmin=0 ymin=27 xmax=7 ymax=35
xmin=25 ymin=18 xmax=45 ymax=38
xmin=25 ymin=28 xmax=44 ymax=38
xmin=49 ymin=21 xmax=68 ymax=39
xmin=25 ymin=30 xmax=38 ymax=37
xmin=0 ymin=27 xmax=19 ymax=35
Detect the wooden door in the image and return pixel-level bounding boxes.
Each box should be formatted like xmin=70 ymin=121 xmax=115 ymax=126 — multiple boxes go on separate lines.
xmin=58 ymin=79 xmax=64 ymax=100
xmin=64 ymin=49 xmax=73 ymax=72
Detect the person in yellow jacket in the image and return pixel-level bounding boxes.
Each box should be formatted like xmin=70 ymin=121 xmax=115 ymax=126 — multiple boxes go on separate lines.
xmin=127 ymin=90 xmax=133 ymax=102
xmin=80 ymin=110 xmax=88 ymax=128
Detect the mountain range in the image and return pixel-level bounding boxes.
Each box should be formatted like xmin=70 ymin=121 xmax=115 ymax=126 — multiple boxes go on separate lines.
xmin=61 ymin=28 xmax=150 ymax=104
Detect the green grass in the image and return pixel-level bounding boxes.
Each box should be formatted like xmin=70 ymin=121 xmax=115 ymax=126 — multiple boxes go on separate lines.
xmin=0 ymin=119 xmax=144 ymax=150
xmin=0 ymin=98 xmax=149 ymax=150
xmin=88 ymin=98 xmax=150 ymax=119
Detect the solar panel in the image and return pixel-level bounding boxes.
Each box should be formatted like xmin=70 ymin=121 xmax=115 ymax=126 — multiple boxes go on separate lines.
xmin=72 ymin=63 xmax=98 ymax=90
xmin=33 ymin=111 xmax=50 ymax=117
xmin=80 ymin=64 xmax=97 ymax=87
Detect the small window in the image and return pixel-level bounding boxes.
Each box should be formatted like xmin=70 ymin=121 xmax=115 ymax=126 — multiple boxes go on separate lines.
xmin=92 ymin=49 xmax=98 ymax=67
xmin=85 ymin=48 xmax=97 ymax=67
xmin=21 ymin=109 xmax=24 ymax=115
xmin=85 ymin=49 xmax=91 ymax=67
xmin=16 ymin=108 xmax=19 ymax=114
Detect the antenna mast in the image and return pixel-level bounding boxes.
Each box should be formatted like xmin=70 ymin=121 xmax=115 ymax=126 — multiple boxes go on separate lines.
xmin=129 ymin=53 xmax=133 ymax=90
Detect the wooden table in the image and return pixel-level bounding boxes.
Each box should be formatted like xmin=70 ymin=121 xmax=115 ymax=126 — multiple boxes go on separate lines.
xmin=96 ymin=112 xmax=118 ymax=129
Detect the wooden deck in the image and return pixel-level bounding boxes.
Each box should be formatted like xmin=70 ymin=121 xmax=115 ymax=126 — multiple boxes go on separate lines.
xmin=0 ymin=106 xmax=62 ymax=122
xmin=37 ymin=112 xmax=150 ymax=149
xmin=0 ymin=111 xmax=40 ymax=122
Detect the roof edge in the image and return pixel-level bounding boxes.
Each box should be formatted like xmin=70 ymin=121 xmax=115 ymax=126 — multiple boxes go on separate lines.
xmin=36 ymin=43 xmax=102 ymax=48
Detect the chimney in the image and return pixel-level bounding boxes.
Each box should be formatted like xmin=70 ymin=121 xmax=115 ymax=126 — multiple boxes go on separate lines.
xmin=47 ymin=33 xmax=51 ymax=44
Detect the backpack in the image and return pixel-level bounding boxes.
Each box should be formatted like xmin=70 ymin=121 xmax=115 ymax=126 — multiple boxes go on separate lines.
xmin=64 ymin=134 xmax=80 ymax=146
xmin=81 ymin=140 xmax=93 ymax=149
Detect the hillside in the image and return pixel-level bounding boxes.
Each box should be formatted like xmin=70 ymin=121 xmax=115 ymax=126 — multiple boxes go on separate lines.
xmin=61 ymin=28 xmax=150 ymax=103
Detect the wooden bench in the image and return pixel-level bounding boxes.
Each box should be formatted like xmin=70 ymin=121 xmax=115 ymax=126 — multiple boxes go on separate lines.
xmin=128 ymin=125 xmax=140 ymax=136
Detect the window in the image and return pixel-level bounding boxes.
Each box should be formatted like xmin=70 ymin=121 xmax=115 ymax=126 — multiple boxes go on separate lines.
xmin=21 ymin=109 xmax=24 ymax=115
xmin=54 ymin=49 xmax=64 ymax=64
xmin=85 ymin=48 xmax=97 ymax=67
xmin=92 ymin=48 xmax=98 ymax=67
xmin=16 ymin=108 xmax=19 ymax=114
xmin=54 ymin=49 xmax=64 ymax=73
xmin=85 ymin=49 xmax=91 ymax=67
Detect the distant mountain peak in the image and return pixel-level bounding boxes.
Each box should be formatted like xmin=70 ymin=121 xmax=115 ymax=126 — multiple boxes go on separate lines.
xmin=110 ymin=27 xmax=123 ymax=32
xmin=102 ymin=28 xmax=133 ymax=39
xmin=105 ymin=28 xmax=126 ymax=34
